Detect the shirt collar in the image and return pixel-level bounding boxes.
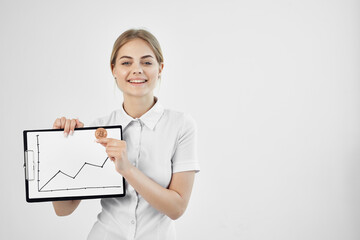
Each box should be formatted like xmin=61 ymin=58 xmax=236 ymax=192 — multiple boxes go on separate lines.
xmin=117 ymin=97 xmax=164 ymax=131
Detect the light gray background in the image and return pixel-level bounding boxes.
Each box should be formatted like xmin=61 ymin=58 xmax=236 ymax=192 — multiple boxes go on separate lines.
xmin=1 ymin=0 xmax=359 ymax=239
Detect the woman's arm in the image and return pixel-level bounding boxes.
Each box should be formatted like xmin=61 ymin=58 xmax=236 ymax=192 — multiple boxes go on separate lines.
xmin=52 ymin=200 xmax=81 ymax=216
xmin=97 ymin=137 xmax=196 ymax=220
xmin=123 ymin=168 xmax=195 ymax=220
xmin=51 ymin=117 xmax=84 ymax=216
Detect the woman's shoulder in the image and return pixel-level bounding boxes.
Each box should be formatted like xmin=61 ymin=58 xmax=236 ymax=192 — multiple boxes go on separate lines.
xmin=161 ymin=108 xmax=197 ymax=130
xmin=163 ymin=108 xmax=194 ymax=120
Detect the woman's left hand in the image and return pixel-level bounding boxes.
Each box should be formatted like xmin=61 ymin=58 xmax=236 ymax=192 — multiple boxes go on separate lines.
xmin=96 ymin=138 xmax=132 ymax=174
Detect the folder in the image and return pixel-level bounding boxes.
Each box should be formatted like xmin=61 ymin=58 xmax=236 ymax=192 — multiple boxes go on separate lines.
xmin=23 ymin=125 xmax=126 ymax=202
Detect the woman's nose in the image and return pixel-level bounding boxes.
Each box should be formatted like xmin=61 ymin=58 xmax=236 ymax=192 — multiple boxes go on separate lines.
xmin=132 ymin=63 xmax=143 ymax=75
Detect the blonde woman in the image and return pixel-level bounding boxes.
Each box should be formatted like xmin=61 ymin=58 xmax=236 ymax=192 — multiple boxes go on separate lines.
xmin=52 ymin=29 xmax=200 ymax=240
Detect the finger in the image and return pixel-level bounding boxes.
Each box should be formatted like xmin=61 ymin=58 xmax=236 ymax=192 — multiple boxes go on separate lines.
xmin=97 ymin=141 xmax=107 ymax=147
xmin=64 ymin=119 xmax=71 ymax=137
xmin=96 ymin=138 xmax=125 ymax=148
xmin=53 ymin=118 xmax=61 ymax=129
xmin=76 ymin=119 xmax=84 ymax=128
xmin=106 ymin=150 xmax=125 ymax=161
xmin=106 ymin=146 xmax=124 ymax=153
xmin=95 ymin=138 xmax=110 ymax=147
xmin=109 ymin=140 xmax=126 ymax=150
xmin=96 ymin=137 xmax=113 ymax=144
xmin=69 ymin=119 xmax=77 ymax=135
xmin=60 ymin=117 xmax=66 ymax=129
xmin=105 ymin=148 xmax=122 ymax=160
xmin=96 ymin=138 xmax=120 ymax=148
xmin=104 ymin=140 xmax=120 ymax=148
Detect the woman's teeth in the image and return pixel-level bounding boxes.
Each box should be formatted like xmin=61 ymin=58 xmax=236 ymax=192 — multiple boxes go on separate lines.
xmin=129 ymin=80 xmax=147 ymax=83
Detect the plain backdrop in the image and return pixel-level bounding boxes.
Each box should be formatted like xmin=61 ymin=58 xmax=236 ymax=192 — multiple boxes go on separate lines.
xmin=1 ymin=0 xmax=359 ymax=239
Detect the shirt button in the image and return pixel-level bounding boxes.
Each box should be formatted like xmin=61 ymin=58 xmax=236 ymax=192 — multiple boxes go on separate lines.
xmin=131 ymin=220 xmax=135 ymax=224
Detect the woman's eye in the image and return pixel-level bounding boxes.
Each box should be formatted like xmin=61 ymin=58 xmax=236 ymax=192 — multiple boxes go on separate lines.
xmin=121 ymin=62 xmax=131 ymax=65
xmin=143 ymin=62 xmax=152 ymax=65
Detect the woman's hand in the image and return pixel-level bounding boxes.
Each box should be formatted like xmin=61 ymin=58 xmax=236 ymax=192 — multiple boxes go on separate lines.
xmin=51 ymin=117 xmax=84 ymax=216
xmin=96 ymin=138 xmax=133 ymax=174
xmin=53 ymin=117 xmax=84 ymax=135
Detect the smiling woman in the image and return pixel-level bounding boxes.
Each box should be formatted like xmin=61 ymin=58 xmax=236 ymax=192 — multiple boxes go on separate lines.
xmin=51 ymin=28 xmax=200 ymax=240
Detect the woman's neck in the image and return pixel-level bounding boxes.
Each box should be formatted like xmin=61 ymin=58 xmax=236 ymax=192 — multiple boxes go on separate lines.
xmin=123 ymin=95 xmax=156 ymax=119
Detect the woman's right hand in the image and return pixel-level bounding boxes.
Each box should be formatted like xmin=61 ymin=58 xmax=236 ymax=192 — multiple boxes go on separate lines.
xmin=53 ymin=117 xmax=84 ymax=136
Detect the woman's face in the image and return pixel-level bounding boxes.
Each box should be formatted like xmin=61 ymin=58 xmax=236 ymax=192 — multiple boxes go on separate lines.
xmin=112 ymin=38 xmax=163 ymax=100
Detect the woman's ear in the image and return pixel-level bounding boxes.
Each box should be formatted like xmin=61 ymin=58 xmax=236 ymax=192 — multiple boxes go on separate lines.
xmin=158 ymin=63 xmax=164 ymax=75
xmin=111 ymin=64 xmax=118 ymax=82
xmin=111 ymin=63 xmax=115 ymax=76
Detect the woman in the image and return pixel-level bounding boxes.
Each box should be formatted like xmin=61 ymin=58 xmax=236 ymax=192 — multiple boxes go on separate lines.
xmin=52 ymin=29 xmax=200 ymax=239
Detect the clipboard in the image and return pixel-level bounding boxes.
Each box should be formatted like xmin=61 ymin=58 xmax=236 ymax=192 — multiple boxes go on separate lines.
xmin=23 ymin=125 xmax=126 ymax=202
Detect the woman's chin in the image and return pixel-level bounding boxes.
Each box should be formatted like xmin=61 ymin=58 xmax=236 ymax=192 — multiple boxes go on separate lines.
xmin=122 ymin=90 xmax=154 ymax=99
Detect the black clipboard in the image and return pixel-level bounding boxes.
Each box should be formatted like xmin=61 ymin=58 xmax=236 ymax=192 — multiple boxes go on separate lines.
xmin=23 ymin=125 xmax=126 ymax=202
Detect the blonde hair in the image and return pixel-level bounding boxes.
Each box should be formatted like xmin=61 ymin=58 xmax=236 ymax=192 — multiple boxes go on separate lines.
xmin=110 ymin=29 xmax=164 ymax=70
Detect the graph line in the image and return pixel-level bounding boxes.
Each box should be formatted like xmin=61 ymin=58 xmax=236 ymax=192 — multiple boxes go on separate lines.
xmin=38 ymin=185 xmax=122 ymax=193
xmin=39 ymin=157 xmax=110 ymax=191
xmin=36 ymin=135 xmax=122 ymax=192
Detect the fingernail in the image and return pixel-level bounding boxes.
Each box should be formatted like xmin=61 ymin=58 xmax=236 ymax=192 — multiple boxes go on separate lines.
xmin=64 ymin=132 xmax=68 ymax=137
xmin=70 ymin=130 xmax=74 ymax=136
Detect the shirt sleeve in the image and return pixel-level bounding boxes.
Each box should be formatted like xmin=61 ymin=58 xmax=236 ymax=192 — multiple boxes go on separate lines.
xmin=172 ymin=114 xmax=200 ymax=173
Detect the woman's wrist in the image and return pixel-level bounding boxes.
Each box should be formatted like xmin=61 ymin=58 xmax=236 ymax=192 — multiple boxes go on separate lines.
xmin=119 ymin=164 xmax=136 ymax=178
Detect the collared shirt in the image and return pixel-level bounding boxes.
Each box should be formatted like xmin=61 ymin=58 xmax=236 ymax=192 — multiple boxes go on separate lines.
xmin=87 ymin=99 xmax=200 ymax=240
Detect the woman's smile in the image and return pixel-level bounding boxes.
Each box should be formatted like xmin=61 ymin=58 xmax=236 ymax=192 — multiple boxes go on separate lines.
xmin=127 ymin=77 xmax=148 ymax=85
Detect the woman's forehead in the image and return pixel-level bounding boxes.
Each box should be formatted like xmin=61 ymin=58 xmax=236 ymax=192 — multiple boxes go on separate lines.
xmin=118 ymin=39 xmax=155 ymax=57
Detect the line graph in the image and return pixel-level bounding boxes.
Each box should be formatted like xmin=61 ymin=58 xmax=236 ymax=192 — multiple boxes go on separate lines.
xmin=36 ymin=134 xmax=122 ymax=192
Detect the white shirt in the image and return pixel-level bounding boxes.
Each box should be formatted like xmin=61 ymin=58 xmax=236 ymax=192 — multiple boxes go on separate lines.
xmin=87 ymin=99 xmax=200 ymax=240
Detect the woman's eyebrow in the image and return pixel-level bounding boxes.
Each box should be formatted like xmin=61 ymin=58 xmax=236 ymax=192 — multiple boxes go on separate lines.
xmin=141 ymin=55 xmax=153 ymax=59
xmin=119 ymin=55 xmax=153 ymax=60
xmin=119 ymin=56 xmax=132 ymax=59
